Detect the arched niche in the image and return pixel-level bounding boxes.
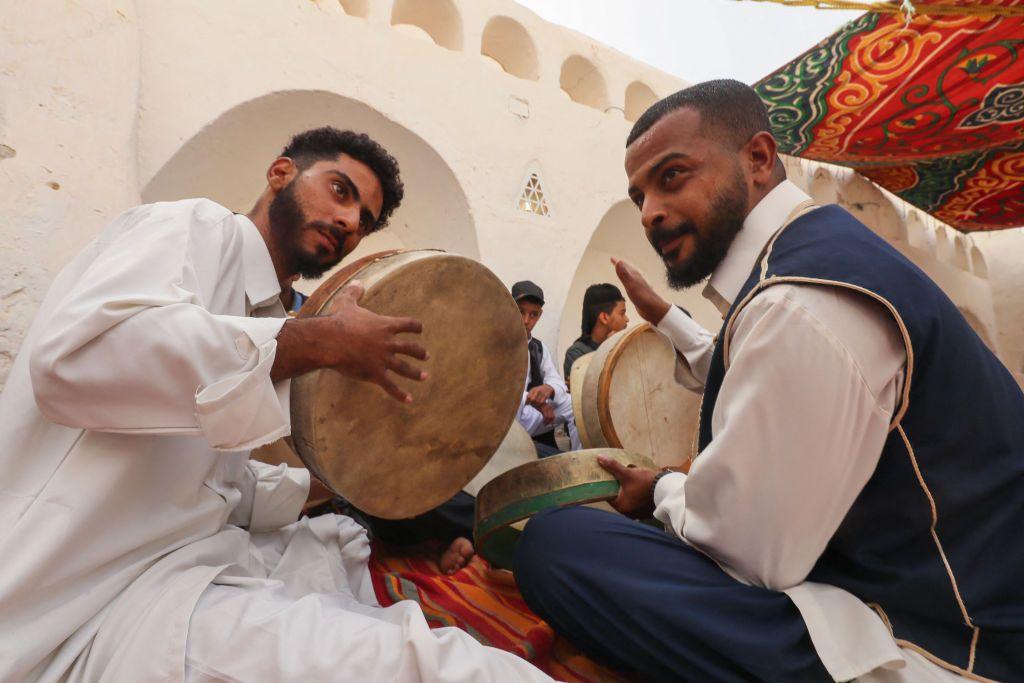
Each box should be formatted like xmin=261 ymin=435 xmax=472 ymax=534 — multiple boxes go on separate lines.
xmin=391 ymin=0 xmax=463 ymax=51
xmin=141 ymin=89 xmax=479 ymax=295
xmin=557 ymin=200 xmax=721 ymax=365
xmin=971 ymin=245 xmax=988 ymax=278
xmin=625 ymin=81 xmax=658 ymax=122
xmin=338 ymin=0 xmax=370 ymax=18
xmin=837 ymin=173 xmax=904 ymax=243
xmin=480 ymin=16 xmax=539 ymax=81
xmin=559 ymin=55 xmax=609 ymax=111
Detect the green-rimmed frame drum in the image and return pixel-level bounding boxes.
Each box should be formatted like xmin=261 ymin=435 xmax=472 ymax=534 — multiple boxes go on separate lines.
xmin=474 ymin=448 xmax=656 ymax=569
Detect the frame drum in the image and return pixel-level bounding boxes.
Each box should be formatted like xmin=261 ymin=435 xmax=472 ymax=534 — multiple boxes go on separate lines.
xmin=576 ymin=323 xmax=702 ymax=469
xmin=290 ymin=250 xmax=527 ymax=519
xmin=474 ymin=449 xmax=655 ymax=569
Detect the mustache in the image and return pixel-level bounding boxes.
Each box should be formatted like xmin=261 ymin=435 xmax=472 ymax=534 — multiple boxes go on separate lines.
xmin=648 ymin=222 xmax=695 ymax=256
xmin=310 ymin=221 xmax=344 ymax=253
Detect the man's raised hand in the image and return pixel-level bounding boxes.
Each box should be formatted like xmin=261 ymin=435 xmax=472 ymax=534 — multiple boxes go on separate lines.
xmin=611 ymin=258 xmax=671 ymax=325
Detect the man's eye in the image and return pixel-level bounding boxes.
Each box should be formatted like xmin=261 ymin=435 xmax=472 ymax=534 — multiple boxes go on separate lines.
xmin=664 ymin=168 xmax=681 ymax=182
xmin=333 ymin=182 xmax=347 ymax=197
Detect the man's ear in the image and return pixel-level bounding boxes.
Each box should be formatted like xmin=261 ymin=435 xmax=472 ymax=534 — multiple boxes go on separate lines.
xmin=597 ymin=311 xmax=610 ymax=326
xmin=744 ymin=131 xmax=779 ymax=188
xmin=267 ymin=157 xmax=298 ymax=193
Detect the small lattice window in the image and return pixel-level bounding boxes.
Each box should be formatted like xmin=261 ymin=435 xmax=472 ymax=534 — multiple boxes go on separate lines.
xmin=517 ymin=172 xmax=550 ymax=217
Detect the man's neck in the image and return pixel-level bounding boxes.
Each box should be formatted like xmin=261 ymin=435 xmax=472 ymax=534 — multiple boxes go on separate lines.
xmin=591 ymin=325 xmax=610 ymax=344
xmin=247 ymin=198 xmax=295 ymax=293
xmin=704 ymin=177 xmax=810 ymax=312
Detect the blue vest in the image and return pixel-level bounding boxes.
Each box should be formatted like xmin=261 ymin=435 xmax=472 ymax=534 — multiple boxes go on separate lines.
xmin=697 ymin=205 xmax=1024 ymax=680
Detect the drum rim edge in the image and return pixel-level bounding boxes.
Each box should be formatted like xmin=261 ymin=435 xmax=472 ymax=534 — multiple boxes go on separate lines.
xmin=475 ymin=480 xmax=621 ymax=568
xmin=596 ymin=322 xmax=654 ymax=450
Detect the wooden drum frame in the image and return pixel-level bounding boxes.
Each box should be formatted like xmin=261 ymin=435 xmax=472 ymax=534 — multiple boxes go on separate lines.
xmin=574 ymin=323 xmax=702 ymax=470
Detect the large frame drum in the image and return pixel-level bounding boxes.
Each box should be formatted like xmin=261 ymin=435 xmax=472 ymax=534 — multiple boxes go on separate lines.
xmin=575 ymin=323 xmax=702 ymax=469
xmin=290 ymin=250 xmax=527 ymax=519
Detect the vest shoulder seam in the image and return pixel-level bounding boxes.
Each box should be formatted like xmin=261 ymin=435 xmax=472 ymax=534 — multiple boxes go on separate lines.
xmin=722 ymin=276 xmax=914 ymax=431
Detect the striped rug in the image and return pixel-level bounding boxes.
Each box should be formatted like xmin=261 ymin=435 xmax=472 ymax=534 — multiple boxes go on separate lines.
xmin=369 ymin=545 xmax=640 ymax=682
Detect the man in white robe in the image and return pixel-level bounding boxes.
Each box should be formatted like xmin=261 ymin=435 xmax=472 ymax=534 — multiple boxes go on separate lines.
xmin=0 ymin=126 xmax=552 ymax=682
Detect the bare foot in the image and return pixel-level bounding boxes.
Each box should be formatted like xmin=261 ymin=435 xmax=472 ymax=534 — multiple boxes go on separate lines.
xmin=440 ymin=537 xmax=475 ymax=575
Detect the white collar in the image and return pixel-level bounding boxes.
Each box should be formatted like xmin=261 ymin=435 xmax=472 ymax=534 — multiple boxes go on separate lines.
xmin=705 ymin=180 xmax=811 ymax=309
xmin=237 ymin=214 xmax=282 ymax=309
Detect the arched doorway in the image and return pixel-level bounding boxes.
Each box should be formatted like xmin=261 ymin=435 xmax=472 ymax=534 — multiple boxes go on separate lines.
xmin=141 ymin=89 xmax=479 ymax=293
xmin=557 ymin=200 xmax=722 ymax=365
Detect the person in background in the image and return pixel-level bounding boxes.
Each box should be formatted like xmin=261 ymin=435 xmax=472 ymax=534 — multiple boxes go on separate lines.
xmin=562 ymin=283 xmax=629 ymax=385
xmin=512 ymin=280 xmax=581 ymax=454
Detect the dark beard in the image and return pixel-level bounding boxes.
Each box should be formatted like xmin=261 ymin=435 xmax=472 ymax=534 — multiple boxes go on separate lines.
xmin=651 ymin=168 xmax=749 ymax=290
xmin=268 ymin=180 xmax=344 ymax=279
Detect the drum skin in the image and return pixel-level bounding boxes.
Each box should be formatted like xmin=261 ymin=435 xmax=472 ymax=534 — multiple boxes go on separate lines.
xmin=290 ymin=250 xmax=528 ymax=519
xmin=474 ymin=449 xmax=655 ymax=569
xmin=577 ymin=324 xmax=701 ymax=470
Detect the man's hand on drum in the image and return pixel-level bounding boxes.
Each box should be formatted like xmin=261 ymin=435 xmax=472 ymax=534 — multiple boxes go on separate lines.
xmin=271 ymin=280 xmax=428 ymax=403
xmin=539 ymin=402 xmax=556 ymax=425
xmin=611 ymin=257 xmax=671 ymax=325
xmin=597 ymin=455 xmax=658 ymax=518
xmin=525 ymin=384 xmax=555 ymax=408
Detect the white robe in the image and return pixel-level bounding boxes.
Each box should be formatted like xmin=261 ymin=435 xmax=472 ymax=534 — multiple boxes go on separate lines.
xmin=516 ymin=339 xmax=580 ymax=450
xmin=0 ymin=199 xmax=551 ymax=682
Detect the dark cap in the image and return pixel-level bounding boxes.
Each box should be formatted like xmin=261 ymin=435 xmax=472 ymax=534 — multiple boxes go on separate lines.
xmin=511 ymin=280 xmax=545 ymax=306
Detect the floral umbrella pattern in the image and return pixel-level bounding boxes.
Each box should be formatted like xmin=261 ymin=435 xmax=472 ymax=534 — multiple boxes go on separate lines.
xmin=754 ymin=1 xmax=1024 ymax=232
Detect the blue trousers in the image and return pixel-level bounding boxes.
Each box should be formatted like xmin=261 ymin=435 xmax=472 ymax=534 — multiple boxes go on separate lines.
xmin=363 ymin=491 xmax=476 ymax=546
xmin=513 ymin=507 xmax=831 ymax=683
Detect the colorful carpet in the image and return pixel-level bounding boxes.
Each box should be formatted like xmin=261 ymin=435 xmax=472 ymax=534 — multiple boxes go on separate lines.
xmin=755 ymin=0 xmax=1024 ymax=232
xmin=369 ymin=545 xmax=639 ymax=682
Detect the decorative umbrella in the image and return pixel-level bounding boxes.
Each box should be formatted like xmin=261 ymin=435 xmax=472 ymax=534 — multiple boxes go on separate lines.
xmin=753 ymin=0 xmax=1024 ymax=231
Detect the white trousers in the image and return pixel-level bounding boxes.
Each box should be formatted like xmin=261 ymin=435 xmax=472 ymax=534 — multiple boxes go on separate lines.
xmin=184 ymin=515 xmax=552 ymax=683
xmin=517 ymin=390 xmax=581 ymax=451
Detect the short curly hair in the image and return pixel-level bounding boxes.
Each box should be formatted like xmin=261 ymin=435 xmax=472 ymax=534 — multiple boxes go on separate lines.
xmin=281 ymin=127 xmax=404 ymax=232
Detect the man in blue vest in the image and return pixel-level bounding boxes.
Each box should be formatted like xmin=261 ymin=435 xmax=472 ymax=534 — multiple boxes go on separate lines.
xmin=513 ymin=79 xmax=1024 ymax=682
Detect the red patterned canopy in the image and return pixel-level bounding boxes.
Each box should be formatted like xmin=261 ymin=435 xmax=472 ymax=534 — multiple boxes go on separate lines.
xmin=754 ymin=1 xmax=1024 ymax=232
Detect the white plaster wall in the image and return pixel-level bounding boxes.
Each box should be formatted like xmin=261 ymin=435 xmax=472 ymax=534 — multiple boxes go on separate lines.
xmin=2 ymin=0 xmax=1022 ymax=392
xmin=1 ymin=0 xmax=141 ymax=385
xmin=973 ymin=228 xmax=1024 ymax=386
